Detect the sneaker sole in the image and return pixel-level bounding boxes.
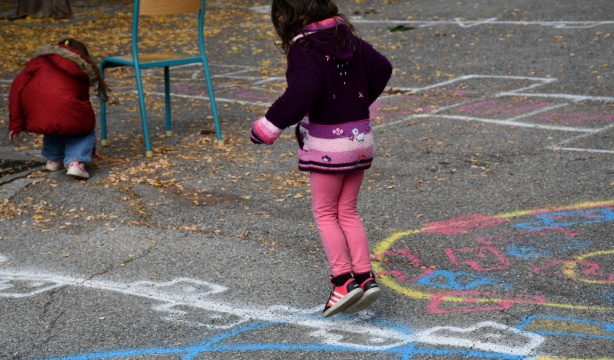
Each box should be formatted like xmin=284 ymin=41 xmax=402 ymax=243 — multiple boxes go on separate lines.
xmin=66 ymin=170 xmax=90 ymax=179
xmin=342 ymin=287 xmax=381 ymax=314
xmin=322 ymin=288 xmax=363 ymax=318
xmin=45 ymin=165 xmax=64 ymax=172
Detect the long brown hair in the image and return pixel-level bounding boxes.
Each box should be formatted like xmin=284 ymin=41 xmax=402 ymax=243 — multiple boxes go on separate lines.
xmin=271 ymin=0 xmax=357 ymax=54
xmin=58 ymin=38 xmax=109 ymax=102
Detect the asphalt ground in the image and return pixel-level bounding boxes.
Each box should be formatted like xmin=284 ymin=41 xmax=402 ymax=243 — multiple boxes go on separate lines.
xmin=0 ymin=0 xmax=613 ymax=359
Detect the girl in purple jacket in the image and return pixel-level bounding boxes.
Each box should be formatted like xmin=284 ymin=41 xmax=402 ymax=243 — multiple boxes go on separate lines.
xmin=251 ymin=0 xmax=393 ymax=317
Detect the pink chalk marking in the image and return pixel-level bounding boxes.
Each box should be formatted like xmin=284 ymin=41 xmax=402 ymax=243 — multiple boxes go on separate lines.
xmin=369 ymin=101 xmax=432 ymax=119
xmin=455 ymin=99 xmax=551 ymax=116
xmin=377 ymin=269 xmax=435 ymax=283
xmin=537 ymin=113 xmax=614 ymax=124
xmin=424 ymin=214 xmax=508 ymax=236
xmin=376 ymin=249 xmax=423 ymax=265
xmin=376 ymin=249 xmax=433 ymax=283
xmin=173 ymin=84 xmax=203 ymax=95
xmin=533 ymin=260 xmax=614 ymax=283
xmin=428 ymin=291 xmax=547 ymax=313
xmin=445 ymin=246 xmax=511 ymax=271
xmin=236 ymin=89 xmax=273 ymax=101
xmin=475 ymin=227 xmax=577 ymax=245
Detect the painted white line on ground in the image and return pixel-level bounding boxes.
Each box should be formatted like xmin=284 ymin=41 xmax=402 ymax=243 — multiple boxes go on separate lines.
xmin=499 ymin=92 xmax=614 ymax=103
xmin=454 ymin=17 xmax=499 ymax=28
xmin=550 ymin=123 xmax=614 ymax=154
xmin=144 ymin=91 xmax=272 ymax=107
xmin=551 ymin=147 xmax=613 ymax=154
xmin=430 ymin=114 xmax=596 ymax=132
xmin=505 ymin=103 xmax=570 ymax=122
xmin=352 ymin=19 xmax=614 ymax=29
xmin=254 ymin=77 xmax=285 ymax=85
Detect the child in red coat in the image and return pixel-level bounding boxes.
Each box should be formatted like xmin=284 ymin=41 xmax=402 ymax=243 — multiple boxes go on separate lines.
xmin=8 ymin=38 xmax=108 ymax=179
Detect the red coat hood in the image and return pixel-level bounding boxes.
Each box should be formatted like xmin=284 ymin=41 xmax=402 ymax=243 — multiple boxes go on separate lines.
xmin=32 ymin=44 xmax=98 ymax=86
xmin=8 ymin=44 xmax=98 ymax=135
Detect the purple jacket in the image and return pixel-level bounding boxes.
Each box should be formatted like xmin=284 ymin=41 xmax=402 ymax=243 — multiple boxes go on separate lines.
xmin=251 ymin=17 xmax=393 ymax=173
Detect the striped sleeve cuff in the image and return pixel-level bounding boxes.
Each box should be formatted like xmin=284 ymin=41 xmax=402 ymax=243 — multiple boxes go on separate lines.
xmin=251 ymin=117 xmax=282 ymax=145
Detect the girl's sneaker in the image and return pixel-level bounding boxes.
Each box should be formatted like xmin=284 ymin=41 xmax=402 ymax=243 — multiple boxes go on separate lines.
xmin=342 ymin=272 xmax=381 ymax=314
xmin=45 ymin=160 xmax=64 ymax=172
xmin=322 ymin=274 xmax=363 ymax=318
xmin=66 ymin=161 xmax=90 ymax=179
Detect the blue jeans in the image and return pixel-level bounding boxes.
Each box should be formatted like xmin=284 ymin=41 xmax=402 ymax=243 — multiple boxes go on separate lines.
xmin=42 ymin=131 xmax=96 ymax=167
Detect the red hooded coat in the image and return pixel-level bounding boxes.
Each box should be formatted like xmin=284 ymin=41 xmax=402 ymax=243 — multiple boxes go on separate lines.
xmin=9 ymin=44 xmax=98 ymax=135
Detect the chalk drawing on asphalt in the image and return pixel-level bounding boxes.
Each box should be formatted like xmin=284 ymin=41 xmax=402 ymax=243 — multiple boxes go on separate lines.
xmin=373 ymin=200 xmax=614 ymax=314
xmin=2 ymin=267 xmax=611 ymax=359
xmin=1 ymin=202 xmax=612 ymax=358
xmin=0 ymin=268 xmax=550 ymax=359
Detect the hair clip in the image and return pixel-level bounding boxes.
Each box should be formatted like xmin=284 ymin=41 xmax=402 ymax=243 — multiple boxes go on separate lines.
xmin=64 ymin=39 xmax=70 ymax=46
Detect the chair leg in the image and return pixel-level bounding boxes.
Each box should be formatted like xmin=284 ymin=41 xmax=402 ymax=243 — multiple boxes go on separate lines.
xmin=134 ymin=67 xmax=154 ymax=157
xmin=100 ymin=66 xmax=108 ymax=147
xmin=200 ymin=55 xmax=223 ymax=146
xmin=164 ymin=66 xmax=172 ymax=137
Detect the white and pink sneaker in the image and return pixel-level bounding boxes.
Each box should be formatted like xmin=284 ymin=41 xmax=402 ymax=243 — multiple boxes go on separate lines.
xmin=66 ymin=161 xmax=90 ymax=179
xmin=45 ymin=160 xmax=64 ymax=172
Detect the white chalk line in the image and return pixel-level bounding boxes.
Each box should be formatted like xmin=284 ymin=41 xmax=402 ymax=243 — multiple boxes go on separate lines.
xmin=499 ymin=92 xmax=614 ymax=103
xmin=549 ymin=123 xmax=614 ymax=154
xmin=352 ymin=18 xmax=614 ymax=29
xmin=0 ymin=268 xmax=545 ymax=355
xmin=552 ymin=147 xmax=614 ymax=154
xmin=371 ymin=75 xmax=612 ymax=153
xmin=131 ymin=72 xmax=611 ymax=153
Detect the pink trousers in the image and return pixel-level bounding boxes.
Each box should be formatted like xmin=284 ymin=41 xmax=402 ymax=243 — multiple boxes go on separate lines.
xmin=310 ymin=170 xmax=372 ymax=277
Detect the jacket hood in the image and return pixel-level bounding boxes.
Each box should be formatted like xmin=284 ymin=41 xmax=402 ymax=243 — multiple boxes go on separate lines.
xmin=33 ymin=44 xmax=98 ymax=86
xmin=296 ymin=17 xmax=357 ymax=62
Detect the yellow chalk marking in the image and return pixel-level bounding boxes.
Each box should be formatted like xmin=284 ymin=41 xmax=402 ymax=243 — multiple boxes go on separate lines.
xmin=373 ymin=200 xmax=614 ymax=312
xmin=564 ymin=250 xmax=614 ymax=284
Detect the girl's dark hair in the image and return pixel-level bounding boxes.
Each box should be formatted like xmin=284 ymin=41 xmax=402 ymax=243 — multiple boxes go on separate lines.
xmin=271 ymin=0 xmax=357 ymax=54
xmin=58 ymin=38 xmax=109 ymax=102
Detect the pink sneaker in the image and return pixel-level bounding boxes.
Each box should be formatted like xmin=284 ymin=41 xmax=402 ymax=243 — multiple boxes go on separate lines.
xmin=45 ymin=161 xmax=64 ymax=172
xmin=322 ymin=274 xmax=363 ymax=318
xmin=66 ymin=161 xmax=90 ymax=179
xmin=342 ymin=272 xmax=381 ymax=314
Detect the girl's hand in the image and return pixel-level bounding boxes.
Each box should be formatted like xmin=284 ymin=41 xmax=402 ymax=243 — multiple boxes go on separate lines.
xmin=251 ymin=117 xmax=282 ymax=145
xmin=9 ymin=131 xmax=20 ymax=142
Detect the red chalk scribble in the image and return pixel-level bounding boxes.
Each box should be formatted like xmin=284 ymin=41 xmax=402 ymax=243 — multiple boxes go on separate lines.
xmin=445 ymin=246 xmax=511 ymax=271
xmin=376 ymin=249 xmax=433 ymax=282
xmin=533 ymin=260 xmax=614 ymax=283
xmin=424 ymin=214 xmax=508 ymax=235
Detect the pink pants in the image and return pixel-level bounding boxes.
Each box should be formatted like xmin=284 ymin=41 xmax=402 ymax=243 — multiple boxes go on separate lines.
xmin=310 ymin=170 xmax=372 ymax=277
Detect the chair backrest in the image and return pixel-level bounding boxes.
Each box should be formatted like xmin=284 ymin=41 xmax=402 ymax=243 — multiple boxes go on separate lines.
xmin=140 ymin=0 xmax=202 ymax=16
xmin=129 ymin=0 xmax=207 ymax=60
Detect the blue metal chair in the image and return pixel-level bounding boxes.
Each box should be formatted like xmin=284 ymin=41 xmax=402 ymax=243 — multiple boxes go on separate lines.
xmin=99 ymin=0 xmax=222 ymax=157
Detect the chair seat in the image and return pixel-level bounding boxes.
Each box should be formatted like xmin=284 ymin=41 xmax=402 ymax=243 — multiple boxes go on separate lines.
xmin=116 ymin=50 xmax=191 ymax=62
xmin=104 ymin=51 xmax=199 ymax=69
